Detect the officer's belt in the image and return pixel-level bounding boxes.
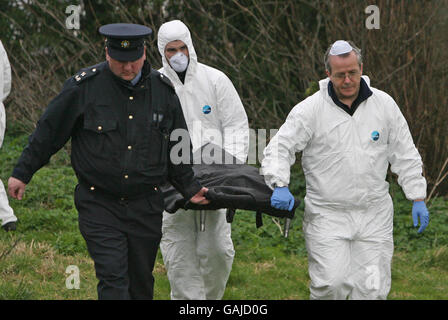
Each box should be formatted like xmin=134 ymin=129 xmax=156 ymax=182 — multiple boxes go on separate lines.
xmin=78 ymin=179 xmax=158 ymax=201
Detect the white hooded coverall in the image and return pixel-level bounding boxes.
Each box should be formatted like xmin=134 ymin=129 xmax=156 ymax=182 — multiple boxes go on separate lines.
xmin=261 ymin=76 xmax=426 ymax=299
xmin=157 ymin=20 xmax=249 ymax=300
xmin=0 ymin=40 xmax=17 ymax=227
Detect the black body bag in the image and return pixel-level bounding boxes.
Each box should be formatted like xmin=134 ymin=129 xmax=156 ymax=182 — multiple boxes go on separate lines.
xmin=160 ymin=144 xmax=300 ymax=231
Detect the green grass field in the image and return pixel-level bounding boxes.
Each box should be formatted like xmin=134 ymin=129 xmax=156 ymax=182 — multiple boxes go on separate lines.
xmin=0 ymin=129 xmax=447 ymax=300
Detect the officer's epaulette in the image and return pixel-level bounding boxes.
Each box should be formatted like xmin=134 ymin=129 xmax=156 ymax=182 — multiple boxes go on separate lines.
xmin=72 ymin=66 xmax=101 ymax=84
xmin=158 ymin=72 xmax=174 ymax=90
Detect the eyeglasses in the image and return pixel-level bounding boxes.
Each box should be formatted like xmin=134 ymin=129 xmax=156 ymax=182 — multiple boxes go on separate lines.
xmin=332 ymin=70 xmax=360 ymax=80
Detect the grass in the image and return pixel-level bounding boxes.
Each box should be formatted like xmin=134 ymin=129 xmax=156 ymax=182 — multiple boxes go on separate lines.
xmin=0 ymin=127 xmax=447 ymax=300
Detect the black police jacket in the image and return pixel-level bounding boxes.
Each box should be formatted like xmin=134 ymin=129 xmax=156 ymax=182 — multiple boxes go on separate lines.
xmin=12 ymin=60 xmax=202 ymax=200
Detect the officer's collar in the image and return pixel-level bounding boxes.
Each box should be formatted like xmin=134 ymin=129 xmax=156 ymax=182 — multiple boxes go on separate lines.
xmin=130 ymin=70 xmax=142 ymax=85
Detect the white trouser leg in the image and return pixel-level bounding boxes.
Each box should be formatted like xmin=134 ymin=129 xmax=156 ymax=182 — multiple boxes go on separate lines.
xmin=161 ymin=210 xmax=205 ymax=299
xmin=349 ymin=198 xmax=394 ymax=300
xmin=303 ymin=210 xmax=353 ymax=300
xmin=303 ymin=197 xmax=394 ymax=300
xmin=160 ymin=209 xmax=234 ymax=300
xmin=0 ymin=179 xmax=16 ymax=226
xmin=197 ymin=208 xmax=234 ymax=300
xmin=0 ymin=102 xmax=16 ymax=226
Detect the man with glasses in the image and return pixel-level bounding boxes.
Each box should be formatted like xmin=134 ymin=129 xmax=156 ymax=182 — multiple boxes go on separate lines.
xmin=261 ymin=40 xmax=429 ymax=299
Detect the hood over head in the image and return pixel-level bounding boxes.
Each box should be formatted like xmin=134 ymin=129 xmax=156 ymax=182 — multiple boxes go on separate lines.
xmin=157 ymin=20 xmax=198 ymax=80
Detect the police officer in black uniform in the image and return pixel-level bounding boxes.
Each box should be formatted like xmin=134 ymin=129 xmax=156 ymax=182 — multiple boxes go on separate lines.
xmin=7 ymin=23 xmax=209 ymax=300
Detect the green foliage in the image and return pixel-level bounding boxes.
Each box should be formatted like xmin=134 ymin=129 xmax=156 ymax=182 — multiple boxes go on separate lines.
xmin=391 ymin=181 xmax=448 ymax=254
xmin=304 ymin=81 xmax=319 ymax=97
xmin=1 ymin=130 xmax=81 ymax=256
xmin=0 ymin=279 xmax=34 ymax=300
xmin=54 ymin=231 xmax=87 ymax=256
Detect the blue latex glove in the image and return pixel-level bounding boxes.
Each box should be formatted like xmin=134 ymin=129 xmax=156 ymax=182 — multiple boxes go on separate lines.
xmin=412 ymin=200 xmax=429 ymax=233
xmin=270 ymin=187 xmax=295 ymax=211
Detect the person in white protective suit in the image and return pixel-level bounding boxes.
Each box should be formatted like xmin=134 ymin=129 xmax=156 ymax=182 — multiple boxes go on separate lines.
xmin=157 ymin=20 xmax=249 ymax=300
xmin=261 ymin=40 xmax=429 ymax=300
xmin=0 ymin=40 xmax=17 ymax=232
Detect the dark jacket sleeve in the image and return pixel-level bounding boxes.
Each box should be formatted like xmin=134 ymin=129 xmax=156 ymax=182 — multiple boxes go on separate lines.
xmin=12 ymin=79 xmax=83 ymax=183
xmin=166 ymin=92 xmax=202 ymax=200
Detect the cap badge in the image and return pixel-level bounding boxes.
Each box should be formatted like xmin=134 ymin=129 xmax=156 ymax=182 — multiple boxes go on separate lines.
xmin=121 ymin=40 xmax=130 ymax=48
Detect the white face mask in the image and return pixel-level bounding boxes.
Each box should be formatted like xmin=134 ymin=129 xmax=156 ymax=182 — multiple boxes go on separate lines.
xmin=169 ymin=52 xmax=189 ymax=73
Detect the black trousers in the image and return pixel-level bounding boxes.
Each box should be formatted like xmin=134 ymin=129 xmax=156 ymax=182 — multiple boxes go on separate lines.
xmin=74 ymin=183 xmax=164 ymax=300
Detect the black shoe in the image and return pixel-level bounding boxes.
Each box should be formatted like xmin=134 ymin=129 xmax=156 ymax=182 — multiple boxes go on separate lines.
xmin=2 ymin=221 xmax=16 ymax=232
